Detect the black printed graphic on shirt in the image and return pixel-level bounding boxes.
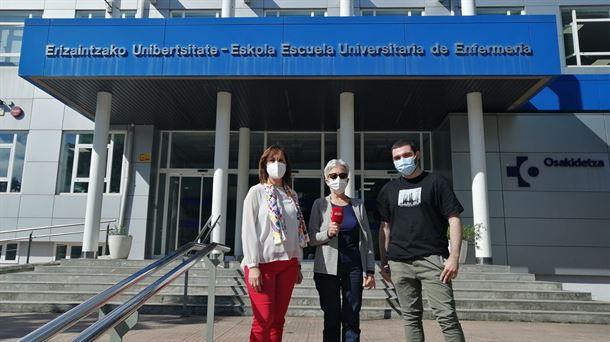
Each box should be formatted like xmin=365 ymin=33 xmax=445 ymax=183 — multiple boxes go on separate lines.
xmin=398 ymin=188 xmax=421 ymax=207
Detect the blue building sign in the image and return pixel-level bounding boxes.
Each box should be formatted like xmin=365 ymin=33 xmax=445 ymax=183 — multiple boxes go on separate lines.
xmin=20 ymin=16 xmax=560 ymax=78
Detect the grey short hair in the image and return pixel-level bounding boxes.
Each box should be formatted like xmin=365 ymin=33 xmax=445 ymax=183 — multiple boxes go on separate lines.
xmin=324 ymin=159 xmax=350 ymax=178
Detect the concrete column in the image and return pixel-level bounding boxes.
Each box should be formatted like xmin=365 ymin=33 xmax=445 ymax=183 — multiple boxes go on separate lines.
xmin=136 ymin=0 xmax=147 ymax=18
xmin=461 ymin=0 xmax=476 ymax=16
xmin=82 ymin=92 xmax=112 ymax=258
xmin=467 ymin=92 xmax=492 ymax=264
xmin=211 ymin=92 xmax=231 ymax=251
xmin=339 ymin=92 xmax=356 ymax=198
xmin=340 ymin=0 xmax=353 ymax=17
xmin=221 ymin=0 xmax=232 ymax=18
xmin=234 ymin=127 xmax=250 ymax=258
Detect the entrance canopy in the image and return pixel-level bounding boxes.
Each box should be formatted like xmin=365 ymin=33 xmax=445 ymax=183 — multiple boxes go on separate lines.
xmin=19 ymin=16 xmax=560 ymax=130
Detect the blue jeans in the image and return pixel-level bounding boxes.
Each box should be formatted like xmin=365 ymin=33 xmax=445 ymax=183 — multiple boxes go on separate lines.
xmin=314 ymin=264 xmax=363 ymax=342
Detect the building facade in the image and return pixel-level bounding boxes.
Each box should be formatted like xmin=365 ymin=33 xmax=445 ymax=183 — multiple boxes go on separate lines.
xmin=1 ymin=0 xmax=609 ymax=299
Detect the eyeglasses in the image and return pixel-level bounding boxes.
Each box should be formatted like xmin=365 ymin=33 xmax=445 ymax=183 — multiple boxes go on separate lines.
xmin=328 ymin=173 xmax=348 ymax=180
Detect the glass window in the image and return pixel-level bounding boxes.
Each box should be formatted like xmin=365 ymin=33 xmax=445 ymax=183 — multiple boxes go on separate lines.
xmin=0 ymin=11 xmax=43 ymax=66
xmin=0 ymin=132 xmax=28 ymax=193
xmin=170 ymin=10 xmax=220 ymax=18
xmin=5 ymin=243 xmax=17 ymax=261
xmin=121 ymin=10 xmax=137 ymax=18
xmin=324 ymin=132 xmax=337 ymax=164
xmin=75 ymin=10 xmax=107 ymax=19
xmin=70 ymin=245 xmax=82 ymax=259
xmin=362 ymin=133 xmax=422 ymax=170
xmin=55 ymin=244 xmax=67 ymax=260
xmin=249 ymin=132 xmax=265 ymax=169
xmin=57 ymin=132 xmax=125 ymax=193
xmin=561 ymin=7 xmax=610 ymax=66
xmin=265 ymin=10 xmax=326 ymax=17
xmin=169 ymin=132 xmax=215 ymax=169
xmin=266 ymin=133 xmax=321 ymax=169
xmin=477 ymin=7 xmax=525 ymax=15
xmin=361 ymin=9 xmax=423 ymax=16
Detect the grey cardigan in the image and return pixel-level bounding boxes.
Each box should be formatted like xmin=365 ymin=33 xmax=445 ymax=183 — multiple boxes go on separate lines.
xmin=308 ymin=196 xmax=376 ymax=276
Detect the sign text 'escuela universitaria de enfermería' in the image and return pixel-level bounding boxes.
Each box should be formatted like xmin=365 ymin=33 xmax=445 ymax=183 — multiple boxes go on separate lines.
xmin=44 ymin=42 xmax=534 ymax=58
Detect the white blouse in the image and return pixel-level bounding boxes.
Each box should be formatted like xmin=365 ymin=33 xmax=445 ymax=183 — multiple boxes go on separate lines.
xmin=241 ymin=183 xmax=303 ymax=269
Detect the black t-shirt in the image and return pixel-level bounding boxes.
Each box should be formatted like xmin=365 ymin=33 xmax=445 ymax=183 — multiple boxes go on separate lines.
xmin=376 ymin=171 xmax=463 ymax=261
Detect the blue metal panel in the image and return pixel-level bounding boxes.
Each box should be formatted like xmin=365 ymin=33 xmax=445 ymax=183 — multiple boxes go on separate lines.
xmin=522 ymin=75 xmax=610 ymax=111
xmin=19 ymin=16 xmax=561 ymax=78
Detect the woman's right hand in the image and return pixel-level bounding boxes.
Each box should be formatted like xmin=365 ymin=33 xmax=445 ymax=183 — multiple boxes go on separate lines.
xmin=248 ymin=267 xmax=263 ymax=292
xmin=327 ymin=222 xmax=340 ymax=238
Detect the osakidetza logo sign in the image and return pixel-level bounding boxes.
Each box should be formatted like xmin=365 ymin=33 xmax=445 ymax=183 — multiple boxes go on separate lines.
xmin=506 ymin=156 xmax=606 ymax=188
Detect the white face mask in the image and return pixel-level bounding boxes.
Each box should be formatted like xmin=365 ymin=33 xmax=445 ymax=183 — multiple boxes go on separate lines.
xmin=326 ymin=177 xmax=349 ymax=194
xmin=266 ymin=161 xmax=286 ymax=180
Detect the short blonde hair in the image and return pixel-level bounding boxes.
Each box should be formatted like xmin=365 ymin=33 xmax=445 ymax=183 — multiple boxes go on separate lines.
xmin=324 ymin=159 xmax=350 ymax=178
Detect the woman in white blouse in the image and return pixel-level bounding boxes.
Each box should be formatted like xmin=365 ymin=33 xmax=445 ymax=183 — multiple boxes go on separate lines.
xmin=241 ymin=144 xmax=308 ymax=342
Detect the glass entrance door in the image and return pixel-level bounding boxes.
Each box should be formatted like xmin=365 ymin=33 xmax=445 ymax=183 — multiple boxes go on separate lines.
xmin=161 ymin=174 xmax=212 ymax=254
xmin=292 ymin=176 xmax=322 ymax=259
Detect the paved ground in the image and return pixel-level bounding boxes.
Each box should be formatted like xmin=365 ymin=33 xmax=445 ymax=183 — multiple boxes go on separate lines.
xmin=1 ymin=314 xmax=609 ymax=342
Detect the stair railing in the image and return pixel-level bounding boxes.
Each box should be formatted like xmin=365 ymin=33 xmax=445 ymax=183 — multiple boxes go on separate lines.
xmin=19 ymin=215 xmax=227 ymax=342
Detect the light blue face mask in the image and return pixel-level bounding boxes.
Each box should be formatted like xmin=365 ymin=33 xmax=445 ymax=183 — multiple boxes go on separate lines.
xmin=394 ymin=156 xmax=417 ymax=176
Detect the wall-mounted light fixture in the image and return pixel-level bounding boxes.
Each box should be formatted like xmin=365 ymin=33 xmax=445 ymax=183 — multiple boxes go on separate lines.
xmin=0 ymin=98 xmax=24 ymax=118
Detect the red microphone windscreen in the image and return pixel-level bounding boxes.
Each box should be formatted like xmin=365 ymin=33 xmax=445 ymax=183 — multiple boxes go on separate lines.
xmin=331 ymin=207 xmax=344 ymax=224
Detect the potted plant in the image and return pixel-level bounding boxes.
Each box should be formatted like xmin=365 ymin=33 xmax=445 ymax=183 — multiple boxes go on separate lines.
xmin=447 ymin=224 xmax=478 ymax=264
xmin=108 ymin=225 xmax=132 ymax=259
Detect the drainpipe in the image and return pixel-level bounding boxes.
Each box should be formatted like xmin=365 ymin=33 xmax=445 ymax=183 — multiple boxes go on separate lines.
xmin=118 ymin=124 xmax=135 ymax=229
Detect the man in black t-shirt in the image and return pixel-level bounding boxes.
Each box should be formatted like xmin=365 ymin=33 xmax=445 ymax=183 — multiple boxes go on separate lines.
xmin=377 ymin=139 xmax=465 ymax=342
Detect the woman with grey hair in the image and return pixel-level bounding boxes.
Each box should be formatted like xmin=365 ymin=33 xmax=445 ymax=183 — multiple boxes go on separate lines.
xmin=308 ymin=159 xmax=376 ymax=342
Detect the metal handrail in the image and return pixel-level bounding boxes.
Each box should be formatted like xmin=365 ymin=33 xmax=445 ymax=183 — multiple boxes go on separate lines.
xmin=0 ymin=229 xmax=107 ymax=243
xmin=0 ymin=220 xmax=115 ymax=235
xmin=74 ymin=243 xmax=231 ymax=342
xmin=19 ymin=241 xmax=206 ymax=342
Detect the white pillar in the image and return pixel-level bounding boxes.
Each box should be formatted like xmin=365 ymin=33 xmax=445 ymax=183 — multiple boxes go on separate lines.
xmin=339 ymin=92 xmax=356 ymax=198
xmin=211 ymin=92 xmax=231 ymax=252
xmin=136 ymin=0 xmax=146 ymax=18
xmin=221 ymin=0 xmax=232 ymax=18
xmin=82 ymin=92 xmax=112 ymax=258
xmin=234 ymin=127 xmax=250 ymax=258
xmin=340 ymin=0 xmax=353 ymax=17
xmin=467 ymin=92 xmax=492 ymax=264
xmin=461 ymin=0 xmax=476 ymax=16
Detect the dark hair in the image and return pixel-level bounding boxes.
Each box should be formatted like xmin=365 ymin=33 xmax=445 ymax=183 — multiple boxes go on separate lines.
xmin=391 ymin=139 xmax=420 ymax=153
xmin=258 ymin=144 xmax=292 ymax=185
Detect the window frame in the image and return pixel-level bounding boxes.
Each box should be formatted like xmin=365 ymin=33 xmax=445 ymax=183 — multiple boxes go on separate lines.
xmin=561 ymin=6 xmax=610 ymax=67
xmin=170 ymin=10 xmax=221 ymax=18
xmin=0 ymin=131 xmax=27 ymax=193
xmin=57 ymin=131 xmax=126 ymax=194
xmin=0 ymin=242 xmax=19 ymax=263
xmin=75 ymin=10 xmax=107 ymax=19
xmin=477 ymin=7 xmax=525 ymax=16
xmin=0 ymin=11 xmax=43 ymax=66
xmin=264 ymin=9 xmax=327 ymax=17
xmin=360 ymin=8 xmax=424 ymax=16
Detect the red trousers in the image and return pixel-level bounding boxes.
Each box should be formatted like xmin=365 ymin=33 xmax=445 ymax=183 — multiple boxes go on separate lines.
xmin=245 ymin=258 xmax=298 ymax=342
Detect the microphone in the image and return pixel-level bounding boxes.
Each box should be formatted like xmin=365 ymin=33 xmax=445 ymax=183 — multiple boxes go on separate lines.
xmin=331 ymin=207 xmax=344 ymax=225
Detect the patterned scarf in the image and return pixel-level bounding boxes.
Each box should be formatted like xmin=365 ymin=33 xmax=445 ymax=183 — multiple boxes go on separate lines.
xmin=264 ymin=183 xmax=309 ymax=248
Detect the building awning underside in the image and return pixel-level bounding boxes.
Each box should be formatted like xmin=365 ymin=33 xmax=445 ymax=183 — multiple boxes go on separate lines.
xmin=33 ymin=77 xmax=547 ymax=131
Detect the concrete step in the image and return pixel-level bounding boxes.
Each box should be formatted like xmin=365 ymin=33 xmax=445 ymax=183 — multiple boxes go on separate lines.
xmin=0 ymin=301 xmax=245 ymax=316
xmin=31 ymin=266 xmax=534 ymax=281
xmin=58 ymin=259 xmax=513 ymax=273
xmin=279 ymin=306 xmax=610 ymax=324
xmin=2 ymin=290 xmax=606 ymax=314
xmin=0 ymin=281 xmax=591 ymax=301
xmin=0 ymin=273 xmax=555 ymax=291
